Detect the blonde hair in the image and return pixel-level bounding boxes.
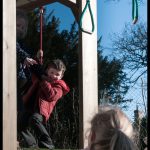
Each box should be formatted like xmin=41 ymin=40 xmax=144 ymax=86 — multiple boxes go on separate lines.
xmin=90 ymin=104 xmax=137 ymax=150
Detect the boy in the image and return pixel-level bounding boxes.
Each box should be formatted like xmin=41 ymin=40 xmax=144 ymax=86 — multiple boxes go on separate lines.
xmin=18 ymin=59 xmax=70 ymax=149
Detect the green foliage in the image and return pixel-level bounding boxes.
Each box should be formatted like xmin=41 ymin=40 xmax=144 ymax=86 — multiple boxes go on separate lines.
xmin=133 ymin=114 xmax=147 ymax=150
xmin=97 ymin=50 xmax=130 ymax=106
xmin=24 ymin=8 xmax=79 ymax=87
xmin=139 ymin=116 xmax=147 ymax=150
xmin=47 ymin=89 xmax=79 ymax=148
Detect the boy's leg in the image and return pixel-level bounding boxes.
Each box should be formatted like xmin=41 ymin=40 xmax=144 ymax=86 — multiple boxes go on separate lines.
xmin=29 ymin=113 xmax=55 ymax=149
xmin=17 ymin=78 xmax=29 ymax=112
xmin=17 ymin=111 xmax=38 ymax=148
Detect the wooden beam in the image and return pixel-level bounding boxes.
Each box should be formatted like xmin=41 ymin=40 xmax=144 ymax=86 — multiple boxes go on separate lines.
xmin=79 ymin=0 xmax=98 ymax=148
xmin=16 ymin=0 xmax=77 ymax=11
xmin=3 ymin=0 xmax=17 ymax=150
xmin=16 ymin=0 xmax=79 ymax=23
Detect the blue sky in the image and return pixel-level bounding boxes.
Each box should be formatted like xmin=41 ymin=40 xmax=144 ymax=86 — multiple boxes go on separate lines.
xmin=98 ymin=0 xmax=147 ymax=56
xmin=45 ymin=0 xmax=147 ymax=120
xmin=45 ymin=0 xmax=147 ymax=55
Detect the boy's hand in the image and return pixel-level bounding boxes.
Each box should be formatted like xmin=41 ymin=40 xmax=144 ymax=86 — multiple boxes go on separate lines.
xmin=36 ymin=49 xmax=43 ymax=64
xmin=41 ymin=75 xmax=52 ymax=82
xmin=23 ymin=57 xmax=37 ymax=68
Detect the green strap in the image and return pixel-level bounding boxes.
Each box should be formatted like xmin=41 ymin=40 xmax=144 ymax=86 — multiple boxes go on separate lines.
xmin=79 ymin=0 xmax=95 ymax=34
xmin=132 ymin=0 xmax=138 ymax=24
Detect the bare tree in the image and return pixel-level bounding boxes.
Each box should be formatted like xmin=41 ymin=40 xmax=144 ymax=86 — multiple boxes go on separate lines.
xmin=111 ymin=22 xmax=147 ymax=84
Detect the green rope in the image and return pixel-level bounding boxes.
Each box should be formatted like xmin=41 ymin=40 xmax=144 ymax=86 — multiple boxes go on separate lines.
xmin=79 ymin=0 xmax=95 ymax=34
xmin=132 ymin=0 xmax=138 ymax=24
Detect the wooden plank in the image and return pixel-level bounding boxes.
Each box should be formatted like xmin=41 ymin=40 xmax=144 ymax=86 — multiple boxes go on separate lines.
xmin=3 ymin=0 xmax=17 ymax=150
xmin=79 ymin=0 xmax=98 ymax=148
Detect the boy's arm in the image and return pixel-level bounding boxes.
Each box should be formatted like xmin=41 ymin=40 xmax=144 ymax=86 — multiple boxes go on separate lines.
xmin=39 ymin=80 xmax=64 ymax=102
xmin=17 ymin=42 xmax=37 ymax=67
xmin=30 ymin=64 xmax=44 ymax=80
xmin=17 ymin=42 xmax=30 ymax=62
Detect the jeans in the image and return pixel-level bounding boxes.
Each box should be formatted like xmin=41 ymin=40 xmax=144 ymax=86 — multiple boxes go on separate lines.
xmin=17 ymin=111 xmax=54 ymax=149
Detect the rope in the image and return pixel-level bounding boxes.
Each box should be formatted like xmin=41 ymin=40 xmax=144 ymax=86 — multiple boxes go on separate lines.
xmin=132 ymin=0 xmax=138 ymax=24
xmin=79 ymin=0 xmax=95 ymax=34
xmin=39 ymin=6 xmax=44 ymax=64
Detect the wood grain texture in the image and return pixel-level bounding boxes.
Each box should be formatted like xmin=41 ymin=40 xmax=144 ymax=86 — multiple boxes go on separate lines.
xmin=79 ymin=0 xmax=98 ymax=148
xmin=3 ymin=0 xmax=17 ymax=150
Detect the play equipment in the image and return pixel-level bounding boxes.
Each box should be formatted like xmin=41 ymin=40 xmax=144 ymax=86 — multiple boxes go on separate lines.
xmin=39 ymin=6 xmax=44 ymax=64
xmin=132 ymin=0 xmax=138 ymax=24
xmin=79 ymin=0 xmax=95 ymax=34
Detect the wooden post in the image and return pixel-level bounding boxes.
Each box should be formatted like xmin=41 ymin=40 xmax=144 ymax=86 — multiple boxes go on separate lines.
xmin=3 ymin=0 xmax=17 ymax=150
xmin=79 ymin=0 xmax=98 ymax=148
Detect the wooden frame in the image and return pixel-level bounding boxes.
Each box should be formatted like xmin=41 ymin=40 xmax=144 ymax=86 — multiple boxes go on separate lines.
xmin=3 ymin=0 xmax=17 ymax=150
xmin=3 ymin=0 xmax=98 ymax=149
xmin=79 ymin=0 xmax=98 ymax=148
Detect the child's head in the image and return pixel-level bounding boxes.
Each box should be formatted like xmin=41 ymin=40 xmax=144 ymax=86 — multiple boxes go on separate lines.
xmin=16 ymin=9 xmax=28 ymax=40
xmin=88 ymin=104 xmax=136 ymax=150
xmin=45 ymin=59 xmax=66 ymax=81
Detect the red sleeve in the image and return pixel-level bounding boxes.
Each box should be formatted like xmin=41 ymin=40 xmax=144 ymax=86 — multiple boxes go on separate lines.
xmin=39 ymin=80 xmax=63 ymax=102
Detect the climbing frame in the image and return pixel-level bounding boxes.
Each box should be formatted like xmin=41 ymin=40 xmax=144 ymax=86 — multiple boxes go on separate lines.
xmin=3 ymin=0 xmax=98 ymax=149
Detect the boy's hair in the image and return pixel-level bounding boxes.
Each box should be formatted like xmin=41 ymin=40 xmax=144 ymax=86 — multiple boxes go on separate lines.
xmin=45 ymin=59 xmax=66 ymax=74
xmin=90 ymin=104 xmax=137 ymax=150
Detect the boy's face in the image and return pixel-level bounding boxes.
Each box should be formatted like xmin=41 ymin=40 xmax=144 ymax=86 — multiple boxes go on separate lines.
xmin=46 ymin=67 xmax=63 ymax=81
xmin=16 ymin=18 xmax=27 ymax=40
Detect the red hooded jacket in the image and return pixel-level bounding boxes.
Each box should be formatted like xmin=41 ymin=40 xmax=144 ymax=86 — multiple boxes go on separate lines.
xmin=23 ymin=74 xmax=70 ymax=122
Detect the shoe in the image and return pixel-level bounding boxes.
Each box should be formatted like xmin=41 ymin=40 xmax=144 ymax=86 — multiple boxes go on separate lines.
xmin=29 ymin=144 xmax=39 ymax=149
xmin=19 ymin=140 xmax=39 ymax=149
xmin=39 ymin=142 xmax=55 ymax=150
xmin=49 ymin=144 xmax=55 ymax=150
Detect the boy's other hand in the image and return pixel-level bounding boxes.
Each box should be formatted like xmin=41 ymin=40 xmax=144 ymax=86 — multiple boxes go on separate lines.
xmin=36 ymin=49 xmax=43 ymax=64
xmin=41 ymin=75 xmax=52 ymax=82
xmin=24 ymin=57 xmax=37 ymax=68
